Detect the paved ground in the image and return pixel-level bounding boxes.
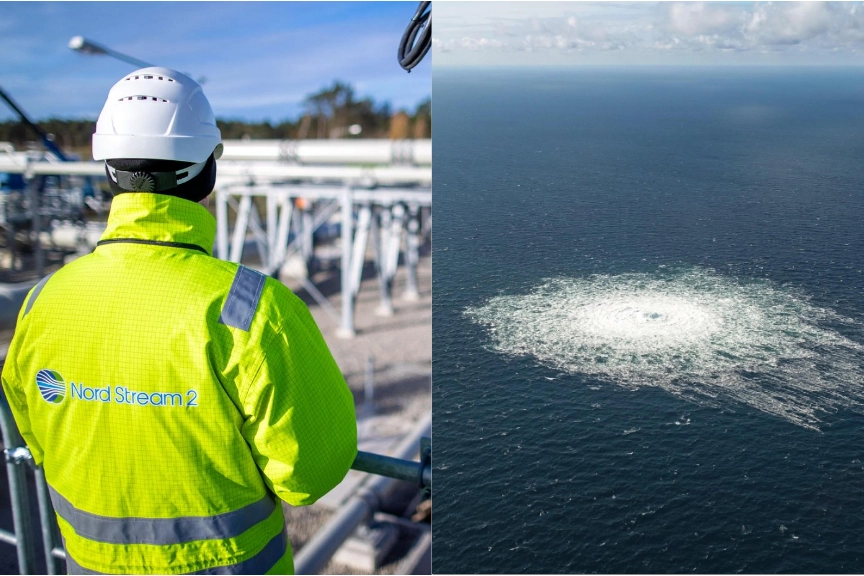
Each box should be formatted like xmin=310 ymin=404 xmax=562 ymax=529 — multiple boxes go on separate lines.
xmin=0 ymin=239 xmax=431 ymax=575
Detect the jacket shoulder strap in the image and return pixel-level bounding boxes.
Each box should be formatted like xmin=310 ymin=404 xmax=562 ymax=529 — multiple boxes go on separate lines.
xmin=24 ymin=273 xmax=55 ymax=316
xmin=219 ymin=266 xmax=266 ymax=331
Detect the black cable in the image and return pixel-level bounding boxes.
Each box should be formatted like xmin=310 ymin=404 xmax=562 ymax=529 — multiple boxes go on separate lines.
xmin=398 ymin=1 xmax=431 ymax=72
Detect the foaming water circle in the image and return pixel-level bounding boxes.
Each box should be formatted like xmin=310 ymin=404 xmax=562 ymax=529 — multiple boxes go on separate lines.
xmin=465 ymin=268 xmax=864 ymax=430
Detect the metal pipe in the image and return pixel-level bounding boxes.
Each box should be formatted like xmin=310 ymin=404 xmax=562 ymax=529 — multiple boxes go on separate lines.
xmin=301 ymin=209 xmax=314 ymax=266
xmin=34 ymin=467 xmax=60 ymax=575
xmin=364 ymin=356 xmax=375 ymax=411
xmin=215 ymin=189 xmax=229 ymax=260
xmin=375 ymin=206 xmax=393 ymax=316
xmin=0 ymin=528 xmax=16 ymax=546
xmin=404 ymin=204 xmax=420 ymax=300
xmin=0 ymin=390 xmax=37 ymax=574
xmin=269 ymin=197 xmax=293 ymax=275
xmin=336 ymin=187 xmax=355 ymax=338
xmin=351 ymin=451 xmax=425 ymax=486
xmin=29 ymin=177 xmax=43 ymax=278
xmin=219 ymin=139 xmax=431 ymax=166
xmin=219 ymin=185 xmax=431 ymax=206
xmin=228 ymin=195 xmax=252 ymax=263
xmin=294 ymin=414 xmax=431 ymax=575
xmin=348 ymin=205 xmax=371 ymax=299
xmin=68 ymin=36 xmax=155 ymax=69
xmin=0 ymin=158 xmax=432 ymax=186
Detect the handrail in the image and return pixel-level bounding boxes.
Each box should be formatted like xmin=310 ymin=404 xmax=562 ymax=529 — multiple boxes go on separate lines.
xmin=0 ymin=388 xmax=37 ymax=574
xmin=295 ymin=414 xmax=431 ymax=574
xmin=353 ymin=449 xmax=430 ymax=488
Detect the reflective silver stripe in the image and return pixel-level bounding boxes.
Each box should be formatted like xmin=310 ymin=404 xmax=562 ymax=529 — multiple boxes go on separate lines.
xmin=48 ymin=486 xmax=276 ymax=545
xmin=194 ymin=529 xmax=288 ymax=575
xmin=64 ymin=529 xmax=287 ymax=575
xmin=23 ymin=273 xmax=54 ymax=316
xmin=65 ymin=553 xmax=102 ymax=575
xmin=219 ymin=266 xmax=265 ymax=332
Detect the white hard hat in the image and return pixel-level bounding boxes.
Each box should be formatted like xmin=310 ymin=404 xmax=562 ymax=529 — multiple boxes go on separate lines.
xmin=92 ymin=67 xmax=223 ymax=163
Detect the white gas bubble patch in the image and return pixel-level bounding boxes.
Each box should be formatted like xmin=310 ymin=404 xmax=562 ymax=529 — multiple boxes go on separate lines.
xmin=465 ymin=268 xmax=864 ymax=430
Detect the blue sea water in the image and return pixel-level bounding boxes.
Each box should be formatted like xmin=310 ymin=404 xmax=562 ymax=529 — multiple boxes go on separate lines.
xmin=432 ymin=68 xmax=864 ymax=574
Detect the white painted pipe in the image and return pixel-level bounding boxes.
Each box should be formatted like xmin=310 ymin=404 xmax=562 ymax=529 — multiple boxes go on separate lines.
xmin=0 ymin=159 xmax=431 ymax=186
xmin=43 ymin=222 xmax=104 ymax=250
xmin=220 ymin=139 xmax=431 ymax=166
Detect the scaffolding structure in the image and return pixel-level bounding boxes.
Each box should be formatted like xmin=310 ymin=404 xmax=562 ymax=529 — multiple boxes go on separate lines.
xmin=0 ymin=139 xmax=432 ymax=337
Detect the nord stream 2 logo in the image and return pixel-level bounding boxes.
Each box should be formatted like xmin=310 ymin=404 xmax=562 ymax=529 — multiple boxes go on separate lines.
xmin=34 ymin=369 xmax=199 ymax=408
xmin=35 ymin=369 xmax=66 ymax=404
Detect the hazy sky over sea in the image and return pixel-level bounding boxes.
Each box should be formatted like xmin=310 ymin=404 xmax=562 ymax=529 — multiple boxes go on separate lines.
xmin=0 ymin=2 xmax=430 ymax=122
xmin=434 ymin=1 xmax=864 ymax=67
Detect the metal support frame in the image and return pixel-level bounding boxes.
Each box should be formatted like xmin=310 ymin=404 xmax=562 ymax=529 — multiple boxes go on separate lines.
xmin=214 ymin=184 xmax=431 ymax=338
xmin=27 ymin=177 xmax=43 ymax=278
xmin=337 ymin=187 xmax=355 ymax=338
xmin=0 ymin=156 xmax=431 ymax=339
xmin=403 ymin=204 xmax=421 ymax=301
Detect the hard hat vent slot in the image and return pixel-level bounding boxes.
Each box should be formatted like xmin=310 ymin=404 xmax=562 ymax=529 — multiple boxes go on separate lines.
xmin=118 ymin=96 xmax=169 ymax=103
xmin=124 ymin=76 xmax=176 ymax=82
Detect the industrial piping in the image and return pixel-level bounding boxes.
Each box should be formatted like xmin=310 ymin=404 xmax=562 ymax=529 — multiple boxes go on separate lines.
xmin=219 ymin=139 xmax=431 ymax=166
xmin=0 ymin=158 xmax=431 ymax=187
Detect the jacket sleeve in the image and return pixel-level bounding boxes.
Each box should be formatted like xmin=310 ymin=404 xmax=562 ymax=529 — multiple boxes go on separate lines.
xmin=1 ymin=291 xmax=45 ymax=466
xmin=1 ymin=360 xmax=44 ymax=465
xmin=240 ymin=299 xmax=357 ymax=507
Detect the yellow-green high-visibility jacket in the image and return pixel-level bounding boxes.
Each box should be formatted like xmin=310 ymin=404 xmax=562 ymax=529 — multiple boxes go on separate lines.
xmin=1 ymin=193 xmax=357 ymax=574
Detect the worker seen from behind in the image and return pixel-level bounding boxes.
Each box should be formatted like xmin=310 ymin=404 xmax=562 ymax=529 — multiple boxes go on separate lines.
xmin=0 ymin=68 xmax=357 ymax=574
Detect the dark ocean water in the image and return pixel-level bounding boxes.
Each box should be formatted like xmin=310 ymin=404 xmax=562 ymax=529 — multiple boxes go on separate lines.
xmin=432 ymin=68 xmax=864 ymax=574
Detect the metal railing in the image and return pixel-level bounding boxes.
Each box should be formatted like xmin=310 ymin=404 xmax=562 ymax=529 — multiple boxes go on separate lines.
xmin=0 ymin=384 xmax=430 ymax=575
xmin=294 ymin=414 xmax=431 ymax=575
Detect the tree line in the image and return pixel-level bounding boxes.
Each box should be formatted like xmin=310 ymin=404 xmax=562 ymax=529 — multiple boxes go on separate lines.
xmin=0 ymin=81 xmax=431 ymax=157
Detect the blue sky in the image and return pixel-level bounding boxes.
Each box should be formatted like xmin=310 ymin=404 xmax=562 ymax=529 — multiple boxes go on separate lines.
xmin=435 ymin=2 xmax=864 ymax=67
xmin=0 ymin=2 xmax=430 ymax=122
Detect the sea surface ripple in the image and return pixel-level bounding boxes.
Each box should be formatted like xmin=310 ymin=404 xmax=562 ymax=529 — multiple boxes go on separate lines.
xmin=466 ymin=268 xmax=864 ymax=430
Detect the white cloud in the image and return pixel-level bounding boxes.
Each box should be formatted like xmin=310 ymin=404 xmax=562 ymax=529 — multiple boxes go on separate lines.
xmin=746 ymin=2 xmax=835 ymax=45
xmin=460 ymin=37 xmax=505 ymax=51
xmin=435 ymin=1 xmax=864 ymax=65
xmin=667 ymin=3 xmax=738 ymax=36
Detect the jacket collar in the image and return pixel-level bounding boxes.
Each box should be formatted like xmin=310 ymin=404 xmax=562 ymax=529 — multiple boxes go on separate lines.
xmin=99 ymin=193 xmax=216 ymax=256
